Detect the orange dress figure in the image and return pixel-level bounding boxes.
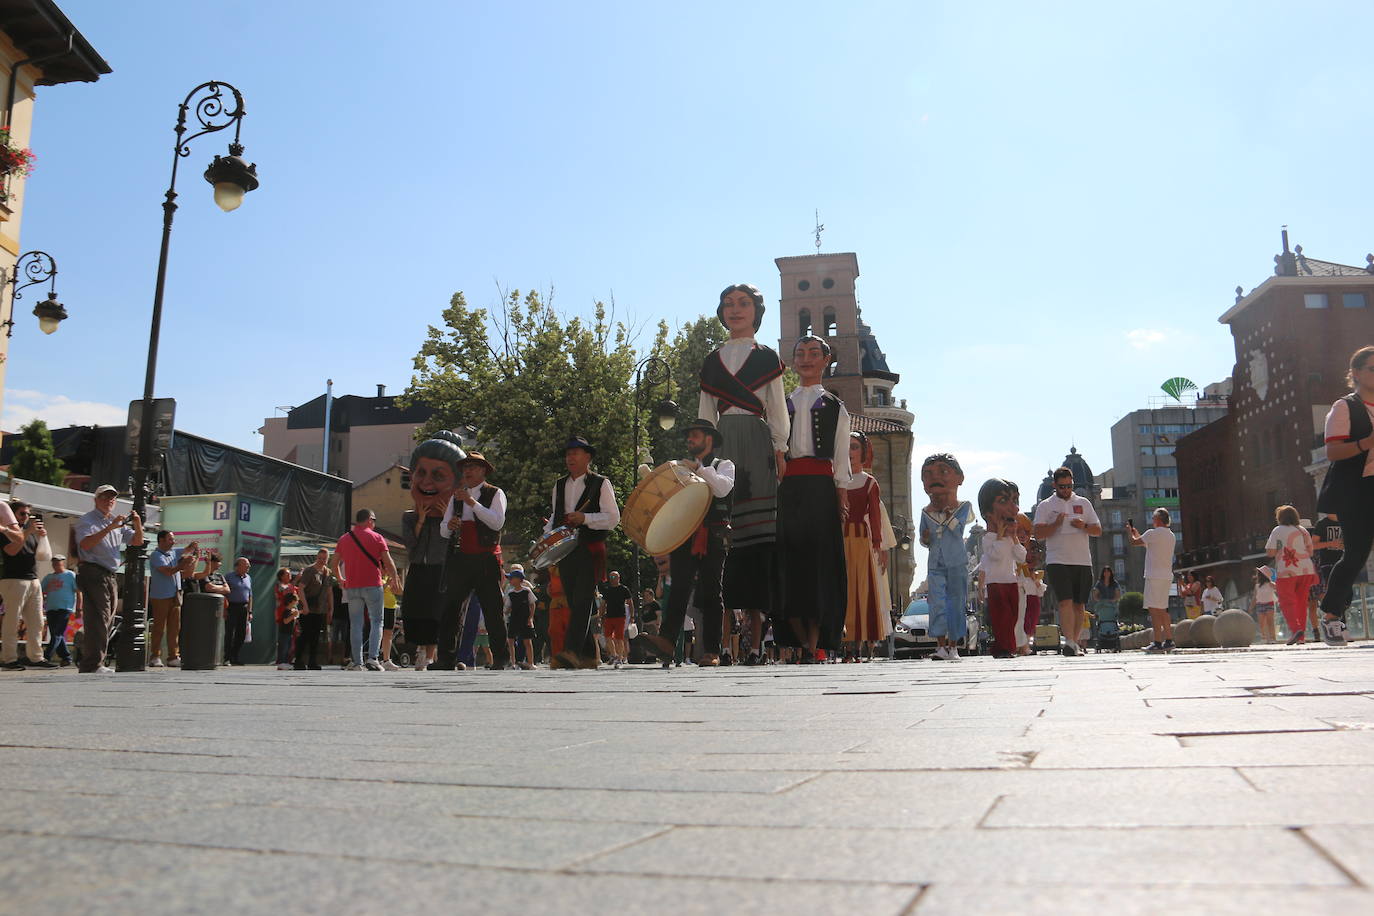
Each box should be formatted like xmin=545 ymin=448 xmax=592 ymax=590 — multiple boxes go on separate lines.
xmin=843 ymin=432 xmax=890 ymax=647
xmin=546 ymin=566 xmax=571 ymax=657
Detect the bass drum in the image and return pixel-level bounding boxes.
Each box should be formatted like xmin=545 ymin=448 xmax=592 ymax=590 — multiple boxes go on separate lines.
xmin=529 ymin=526 xmax=580 ymax=569
xmin=622 ymin=461 xmax=712 ymax=556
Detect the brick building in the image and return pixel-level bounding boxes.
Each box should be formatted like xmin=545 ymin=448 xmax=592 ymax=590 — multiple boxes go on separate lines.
xmin=1176 ymin=231 xmax=1374 ymax=599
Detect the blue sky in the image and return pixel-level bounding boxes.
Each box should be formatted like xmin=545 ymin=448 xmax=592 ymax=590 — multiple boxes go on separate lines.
xmin=8 ymin=1 xmax=1373 ymax=575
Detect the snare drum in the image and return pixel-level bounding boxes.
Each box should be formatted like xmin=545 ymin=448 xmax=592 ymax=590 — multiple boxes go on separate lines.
xmin=529 ymin=526 xmax=580 ymax=569
xmin=622 ymin=461 xmax=712 ymax=555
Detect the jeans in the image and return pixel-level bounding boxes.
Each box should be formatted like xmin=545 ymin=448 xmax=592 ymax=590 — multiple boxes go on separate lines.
xmin=45 ymin=609 xmax=72 ymax=661
xmin=345 ymin=586 xmax=384 ymax=665
xmin=276 ymin=621 xmax=294 ymax=665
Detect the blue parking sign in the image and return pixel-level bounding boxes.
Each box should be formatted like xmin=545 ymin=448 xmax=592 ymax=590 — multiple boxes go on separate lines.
xmin=238 ymin=501 xmax=251 ymax=522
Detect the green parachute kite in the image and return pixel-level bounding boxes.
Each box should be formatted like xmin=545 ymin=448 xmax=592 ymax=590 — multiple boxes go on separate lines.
xmin=1161 ymin=377 xmax=1197 ymax=402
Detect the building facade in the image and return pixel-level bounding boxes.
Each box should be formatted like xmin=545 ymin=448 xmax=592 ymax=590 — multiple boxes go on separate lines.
xmin=773 ymin=251 xmax=917 ymax=608
xmin=1176 ymin=232 xmax=1374 ymax=600
xmin=0 ymin=2 xmax=110 ymax=426
xmin=260 ymin=384 xmax=434 ymax=485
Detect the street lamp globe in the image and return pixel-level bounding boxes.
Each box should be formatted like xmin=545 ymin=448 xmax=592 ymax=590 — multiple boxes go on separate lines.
xmin=204 ymin=142 xmax=260 ymax=212
xmin=32 ymin=294 xmax=67 ymax=334
xmin=655 ymin=398 xmax=677 ymax=430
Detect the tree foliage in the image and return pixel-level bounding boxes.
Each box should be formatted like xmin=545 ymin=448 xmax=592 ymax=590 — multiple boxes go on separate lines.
xmin=1118 ymin=591 xmax=1145 ymax=626
xmin=406 ymin=289 xmax=642 ymax=571
xmin=9 ymin=419 xmax=64 ymax=485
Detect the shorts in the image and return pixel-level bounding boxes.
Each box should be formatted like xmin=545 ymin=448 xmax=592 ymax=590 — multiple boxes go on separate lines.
xmin=1045 ymin=564 xmax=1093 ymax=604
xmin=1143 ymin=578 xmax=1171 ymax=609
xmin=602 ymin=616 xmax=626 ymax=640
xmin=384 ymin=607 xmax=396 ymax=630
xmin=507 ymin=615 xmax=535 ymax=640
xmin=1254 ymin=602 xmax=1276 ymax=616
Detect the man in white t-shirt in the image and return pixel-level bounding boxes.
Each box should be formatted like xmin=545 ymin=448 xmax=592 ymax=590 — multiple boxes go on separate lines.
xmin=1031 ymin=467 xmax=1102 ymax=656
xmin=1128 ymin=508 xmax=1176 ymax=653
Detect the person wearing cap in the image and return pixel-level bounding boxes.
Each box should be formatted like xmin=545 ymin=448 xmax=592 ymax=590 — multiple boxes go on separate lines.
xmin=401 ymin=431 xmax=466 ymax=671
xmin=699 ymin=284 xmax=788 ymax=640
xmin=545 ymin=436 xmax=621 ymax=669
xmin=41 ymin=554 xmax=79 ymax=667
xmin=503 ymin=564 xmax=536 ymax=669
xmin=74 ymin=485 xmax=144 ymax=673
xmin=436 ymin=449 xmax=510 ymax=670
xmin=1127 ymin=508 xmax=1176 ymax=653
xmin=642 ymin=418 xmax=735 ymax=667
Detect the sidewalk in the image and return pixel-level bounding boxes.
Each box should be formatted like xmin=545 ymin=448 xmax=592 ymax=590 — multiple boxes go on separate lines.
xmin=1 ymin=645 xmax=1372 ymax=914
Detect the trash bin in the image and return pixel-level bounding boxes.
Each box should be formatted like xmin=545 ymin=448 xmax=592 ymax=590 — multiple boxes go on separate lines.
xmin=180 ymin=593 xmax=225 ymax=670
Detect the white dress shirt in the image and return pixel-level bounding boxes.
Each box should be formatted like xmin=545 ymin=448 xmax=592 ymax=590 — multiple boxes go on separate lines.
xmin=786 ymin=385 xmax=852 ymax=486
xmin=692 ymin=456 xmax=736 ymax=497
xmin=439 ymin=486 xmax=507 ymax=537
xmin=697 ymin=337 xmax=790 ymax=452
xmin=544 ymin=473 xmax=621 ymax=535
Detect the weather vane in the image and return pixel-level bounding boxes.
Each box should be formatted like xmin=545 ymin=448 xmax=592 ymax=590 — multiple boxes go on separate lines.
xmin=814 ymin=209 xmax=825 ymax=253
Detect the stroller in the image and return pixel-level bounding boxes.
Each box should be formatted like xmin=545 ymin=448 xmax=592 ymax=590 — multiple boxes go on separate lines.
xmin=1092 ymin=599 xmax=1122 ymax=652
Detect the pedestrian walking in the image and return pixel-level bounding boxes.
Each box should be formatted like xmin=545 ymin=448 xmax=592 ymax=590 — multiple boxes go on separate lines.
xmin=1266 ymin=505 xmax=1318 ymax=644
xmin=41 ymin=555 xmax=78 ymax=666
xmin=1031 ymin=467 xmax=1102 ymax=657
xmin=1315 ymin=345 xmax=1374 ymax=645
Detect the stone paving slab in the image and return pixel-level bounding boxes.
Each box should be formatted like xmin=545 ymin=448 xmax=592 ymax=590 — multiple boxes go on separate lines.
xmin=2 ymin=644 xmax=1373 ymax=914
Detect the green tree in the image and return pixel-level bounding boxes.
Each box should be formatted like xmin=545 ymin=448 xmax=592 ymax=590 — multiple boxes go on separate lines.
xmin=1118 ymin=591 xmax=1145 ymax=627
xmin=406 ymin=289 xmax=642 ymax=573
xmin=9 ymin=418 xmax=64 ymax=485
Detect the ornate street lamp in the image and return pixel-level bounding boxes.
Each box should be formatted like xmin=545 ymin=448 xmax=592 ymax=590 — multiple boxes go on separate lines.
xmin=630 ymin=355 xmax=677 ymax=599
xmin=2 ymin=250 xmax=66 ymax=337
xmin=117 ymin=81 xmax=260 ymax=672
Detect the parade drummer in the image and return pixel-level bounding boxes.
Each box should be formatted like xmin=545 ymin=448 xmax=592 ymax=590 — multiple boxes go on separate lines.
xmin=698 ymin=283 xmax=788 ymax=652
xmin=545 ymin=436 xmax=621 ymax=669
xmin=643 ymin=418 xmax=735 ymax=666
xmin=777 ymin=335 xmax=851 ymax=662
xmin=439 ymin=450 xmax=511 ymax=670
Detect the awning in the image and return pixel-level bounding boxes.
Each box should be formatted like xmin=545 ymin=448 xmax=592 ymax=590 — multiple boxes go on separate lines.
xmin=9 ymin=477 xmax=162 ymax=526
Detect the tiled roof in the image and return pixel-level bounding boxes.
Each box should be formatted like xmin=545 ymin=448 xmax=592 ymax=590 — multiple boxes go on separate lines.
xmin=1289 ymin=252 xmax=1374 ymax=277
xmin=851 ymin=414 xmax=909 ymax=433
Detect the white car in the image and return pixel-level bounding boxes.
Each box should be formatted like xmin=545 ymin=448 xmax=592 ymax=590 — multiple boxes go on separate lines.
xmin=893 ymin=598 xmax=979 ymax=658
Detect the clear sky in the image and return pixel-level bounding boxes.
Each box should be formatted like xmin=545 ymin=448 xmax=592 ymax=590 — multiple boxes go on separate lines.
xmin=8 ymin=1 xmax=1373 ymax=584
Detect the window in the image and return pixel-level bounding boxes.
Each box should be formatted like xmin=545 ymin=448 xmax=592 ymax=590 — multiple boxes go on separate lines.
xmin=1304 ymin=293 xmax=1329 ymax=309
xmin=798 ymin=308 xmax=812 ymax=336
xmin=822 ymin=278 xmax=835 ymax=289
xmin=798 ymin=280 xmax=811 ymax=291
xmin=1344 ymin=292 xmax=1367 ymax=309
xmin=1110 ymin=509 xmax=1122 ymax=526
xmin=1112 ymin=534 xmax=1124 ymax=554
xmin=823 ymin=308 xmax=837 ymax=335
xmin=1144 ymin=488 xmax=1179 ymax=500
xmin=1141 ymin=466 xmax=1178 ymax=479
xmin=1140 ymin=445 xmax=1176 ymax=457
xmin=1113 ymin=559 xmax=1126 ymax=582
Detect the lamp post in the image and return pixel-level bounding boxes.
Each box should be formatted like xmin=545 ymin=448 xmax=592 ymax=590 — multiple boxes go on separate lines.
xmin=2 ymin=250 xmax=67 ymax=337
xmin=888 ymin=513 xmax=912 ymax=657
xmin=117 ymin=81 xmax=260 ymax=672
xmin=630 ymin=355 xmax=676 ymax=599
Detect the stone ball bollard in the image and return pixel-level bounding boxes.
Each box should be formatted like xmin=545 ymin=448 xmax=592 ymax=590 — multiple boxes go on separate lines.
xmin=1191 ymin=613 xmax=1218 ymax=648
xmin=1214 ymin=608 xmax=1257 ymax=647
xmin=1172 ymin=618 xmax=1194 ymax=648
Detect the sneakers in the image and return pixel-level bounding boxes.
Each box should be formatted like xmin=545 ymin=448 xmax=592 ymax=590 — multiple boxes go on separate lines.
xmin=364 ymin=659 xmax=384 ymax=671
xmin=947 ymin=646 xmax=961 ymax=660
xmin=94 ymin=665 xmax=115 ymax=674
xmin=344 ymin=662 xmax=364 ymax=671
xmin=380 ymin=659 xmax=400 ymax=671
xmin=1 ymin=659 xmax=25 ymax=670
xmin=166 ymin=657 xmax=182 ymax=668
xmin=1322 ymin=619 xmax=1349 ymax=646
xmin=519 ymin=661 xmax=535 ymax=670
xmin=26 ymin=659 xmax=57 ymax=669
xmin=59 ymin=657 xmax=72 ymax=667
xmin=930 ymin=646 xmax=948 ymax=661
xmin=149 ymin=657 xmax=165 ymax=668
xmin=1162 ymin=639 xmax=1176 ymax=652
xmin=276 ymin=663 xmax=294 ymax=670
xmin=1145 ymin=642 xmax=1164 ymax=653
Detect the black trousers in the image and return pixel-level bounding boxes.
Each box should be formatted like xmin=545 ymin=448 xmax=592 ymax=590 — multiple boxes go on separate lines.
xmin=1321 ymin=475 xmax=1374 ymax=621
xmin=295 ymin=615 xmax=324 ymax=668
xmin=224 ymin=602 xmax=249 ymax=664
xmin=660 ymin=528 xmax=727 ymax=655
xmin=558 ymin=545 xmax=599 ymax=659
xmin=437 ymin=552 xmax=507 ymax=667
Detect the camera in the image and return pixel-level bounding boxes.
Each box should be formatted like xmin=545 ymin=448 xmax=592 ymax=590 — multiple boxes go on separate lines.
xmin=29 ymin=512 xmax=43 ymax=523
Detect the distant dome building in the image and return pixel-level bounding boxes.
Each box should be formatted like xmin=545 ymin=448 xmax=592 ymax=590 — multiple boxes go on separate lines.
xmin=1036 ymin=447 xmax=1099 ymax=502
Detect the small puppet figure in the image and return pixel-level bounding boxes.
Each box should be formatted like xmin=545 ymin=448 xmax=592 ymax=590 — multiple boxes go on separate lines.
xmin=976 ymin=478 xmax=1025 ymax=658
xmin=919 ymin=454 xmax=974 ymax=660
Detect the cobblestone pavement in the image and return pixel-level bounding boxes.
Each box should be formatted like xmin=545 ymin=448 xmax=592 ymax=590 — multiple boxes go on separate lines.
xmin=2 ymin=645 xmax=1372 ymax=914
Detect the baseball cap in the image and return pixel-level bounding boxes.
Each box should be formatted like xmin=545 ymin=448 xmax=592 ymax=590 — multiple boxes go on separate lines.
xmin=94 ymin=484 xmax=119 ymax=497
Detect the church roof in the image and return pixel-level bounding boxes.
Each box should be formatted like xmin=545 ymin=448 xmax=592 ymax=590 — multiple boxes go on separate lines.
xmin=1036 ymin=447 xmax=1096 ymax=502
xmin=856 ymin=310 xmax=893 ymax=375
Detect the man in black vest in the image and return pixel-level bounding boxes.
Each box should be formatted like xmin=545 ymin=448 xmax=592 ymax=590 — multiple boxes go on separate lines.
xmin=547 ymin=437 xmax=621 ymax=669
xmin=777 ymin=335 xmax=851 ymax=662
xmin=437 ymin=452 xmax=510 ymax=669
xmin=644 ymin=419 xmax=736 ymax=667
